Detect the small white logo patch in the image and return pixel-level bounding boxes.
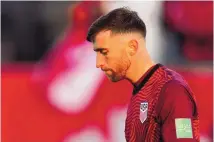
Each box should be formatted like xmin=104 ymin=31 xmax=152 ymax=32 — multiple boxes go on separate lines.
xmin=175 ymin=118 xmax=193 ymax=139
xmin=139 ymin=102 xmax=148 ymax=123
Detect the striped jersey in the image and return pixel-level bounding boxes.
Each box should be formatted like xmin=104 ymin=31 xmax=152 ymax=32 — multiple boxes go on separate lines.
xmin=125 ymin=63 xmax=199 ymax=142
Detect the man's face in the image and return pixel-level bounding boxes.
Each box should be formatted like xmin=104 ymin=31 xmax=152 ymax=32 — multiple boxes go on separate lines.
xmin=93 ymin=30 xmax=131 ymax=82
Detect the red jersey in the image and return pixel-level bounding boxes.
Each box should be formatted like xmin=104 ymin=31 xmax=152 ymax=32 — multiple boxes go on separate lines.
xmin=125 ymin=64 xmax=199 ymax=142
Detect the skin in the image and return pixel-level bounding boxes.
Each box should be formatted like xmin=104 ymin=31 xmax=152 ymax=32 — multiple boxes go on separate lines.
xmin=93 ymin=30 xmax=155 ymax=84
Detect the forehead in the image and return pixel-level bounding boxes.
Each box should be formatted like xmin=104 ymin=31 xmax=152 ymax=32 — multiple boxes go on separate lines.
xmin=94 ymin=30 xmax=126 ymax=50
xmin=94 ymin=30 xmax=112 ymax=47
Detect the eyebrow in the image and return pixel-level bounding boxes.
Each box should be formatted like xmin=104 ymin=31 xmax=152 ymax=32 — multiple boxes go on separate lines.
xmin=93 ymin=47 xmax=108 ymax=52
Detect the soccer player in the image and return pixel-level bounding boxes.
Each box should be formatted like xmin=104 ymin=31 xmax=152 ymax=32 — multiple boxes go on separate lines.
xmin=86 ymin=7 xmax=199 ymax=142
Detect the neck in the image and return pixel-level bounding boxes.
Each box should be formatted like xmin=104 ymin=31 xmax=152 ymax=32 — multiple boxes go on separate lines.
xmin=125 ymin=51 xmax=155 ymax=84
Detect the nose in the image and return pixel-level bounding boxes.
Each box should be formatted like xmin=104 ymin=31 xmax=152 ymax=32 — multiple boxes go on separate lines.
xmin=96 ymin=53 xmax=105 ymax=69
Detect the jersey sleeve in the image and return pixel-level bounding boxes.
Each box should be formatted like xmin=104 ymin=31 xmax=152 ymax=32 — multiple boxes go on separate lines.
xmin=158 ymin=81 xmax=199 ymax=142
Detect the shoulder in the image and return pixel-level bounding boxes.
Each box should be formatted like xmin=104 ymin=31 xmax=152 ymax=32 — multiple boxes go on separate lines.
xmin=155 ymin=65 xmax=195 ymax=105
xmin=160 ymin=80 xmax=194 ymax=105
xmin=158 ymin=80 xmax=198 ymax=117
xmin=161 ymin=80 xmax=188 ymax=96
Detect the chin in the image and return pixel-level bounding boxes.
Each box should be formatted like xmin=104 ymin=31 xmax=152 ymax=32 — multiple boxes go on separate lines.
xmin=110 ymin=79 xmax=119 ymax=82
xmin=108 ymin=76 xmax=124 ymax=82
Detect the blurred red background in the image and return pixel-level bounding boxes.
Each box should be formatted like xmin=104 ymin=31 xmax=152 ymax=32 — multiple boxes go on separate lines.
xmin=1 ymin=1 xmax=213 ymax=142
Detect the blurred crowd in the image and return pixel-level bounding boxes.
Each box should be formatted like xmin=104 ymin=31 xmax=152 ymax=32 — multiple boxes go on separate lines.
xmin=2 ymin=1 xmax=213 ymax=66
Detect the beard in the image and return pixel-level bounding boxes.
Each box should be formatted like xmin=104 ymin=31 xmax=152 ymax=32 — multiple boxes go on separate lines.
xmin=104 ymin=52 xmax=131 ymax=82
xmin=105 ymin=69 xmax=122 ymax=82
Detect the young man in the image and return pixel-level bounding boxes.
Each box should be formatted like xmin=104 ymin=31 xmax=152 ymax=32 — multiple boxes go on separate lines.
xmin=86 ymin=7 xmax=199 ymax=142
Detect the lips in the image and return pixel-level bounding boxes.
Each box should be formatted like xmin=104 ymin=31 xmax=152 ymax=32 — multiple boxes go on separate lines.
xmin=101 ymin=68 xmax=113 ymax=76
xmin=101 ymin=68 xmax=108 ymax=72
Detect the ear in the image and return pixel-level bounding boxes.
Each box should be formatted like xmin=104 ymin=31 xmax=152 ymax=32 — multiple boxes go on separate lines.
xmin=127 ymin=39 xmax=138 ymax=56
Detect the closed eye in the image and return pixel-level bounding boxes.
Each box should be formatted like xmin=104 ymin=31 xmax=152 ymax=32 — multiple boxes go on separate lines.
xmin=94 ymin=48 xmax=108 ymax=56
xmin=100 ymin=50 xmax=108 ymax=55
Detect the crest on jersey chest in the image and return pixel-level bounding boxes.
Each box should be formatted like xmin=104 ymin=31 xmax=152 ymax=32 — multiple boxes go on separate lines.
xmin=140 ymin=102 xmax=148 ymax=123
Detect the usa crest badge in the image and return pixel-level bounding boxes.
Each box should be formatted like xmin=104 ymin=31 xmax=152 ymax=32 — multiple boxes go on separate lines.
xmin=140 ymin=102 xmax=148 ymax=123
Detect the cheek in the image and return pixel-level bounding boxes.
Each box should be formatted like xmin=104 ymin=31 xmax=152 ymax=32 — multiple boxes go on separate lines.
xmin=110 ymin=57 xmax=124 ymax=72
xmin=118 ymin=53 xmax=130 ymax=71
xmin=106 ymin=50 xmax=127 ymax=71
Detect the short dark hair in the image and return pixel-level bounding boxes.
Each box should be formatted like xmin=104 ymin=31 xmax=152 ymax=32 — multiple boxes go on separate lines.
xmin=86 ymin=7 xmax=146 ymax=42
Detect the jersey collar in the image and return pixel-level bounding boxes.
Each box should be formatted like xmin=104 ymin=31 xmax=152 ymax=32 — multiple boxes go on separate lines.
xmin=132 ymin=63 xmax=162 ymax=95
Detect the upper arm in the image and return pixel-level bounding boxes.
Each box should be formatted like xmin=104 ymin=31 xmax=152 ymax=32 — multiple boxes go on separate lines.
xmin=158 ymin=81 xmax=199 ymax=142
